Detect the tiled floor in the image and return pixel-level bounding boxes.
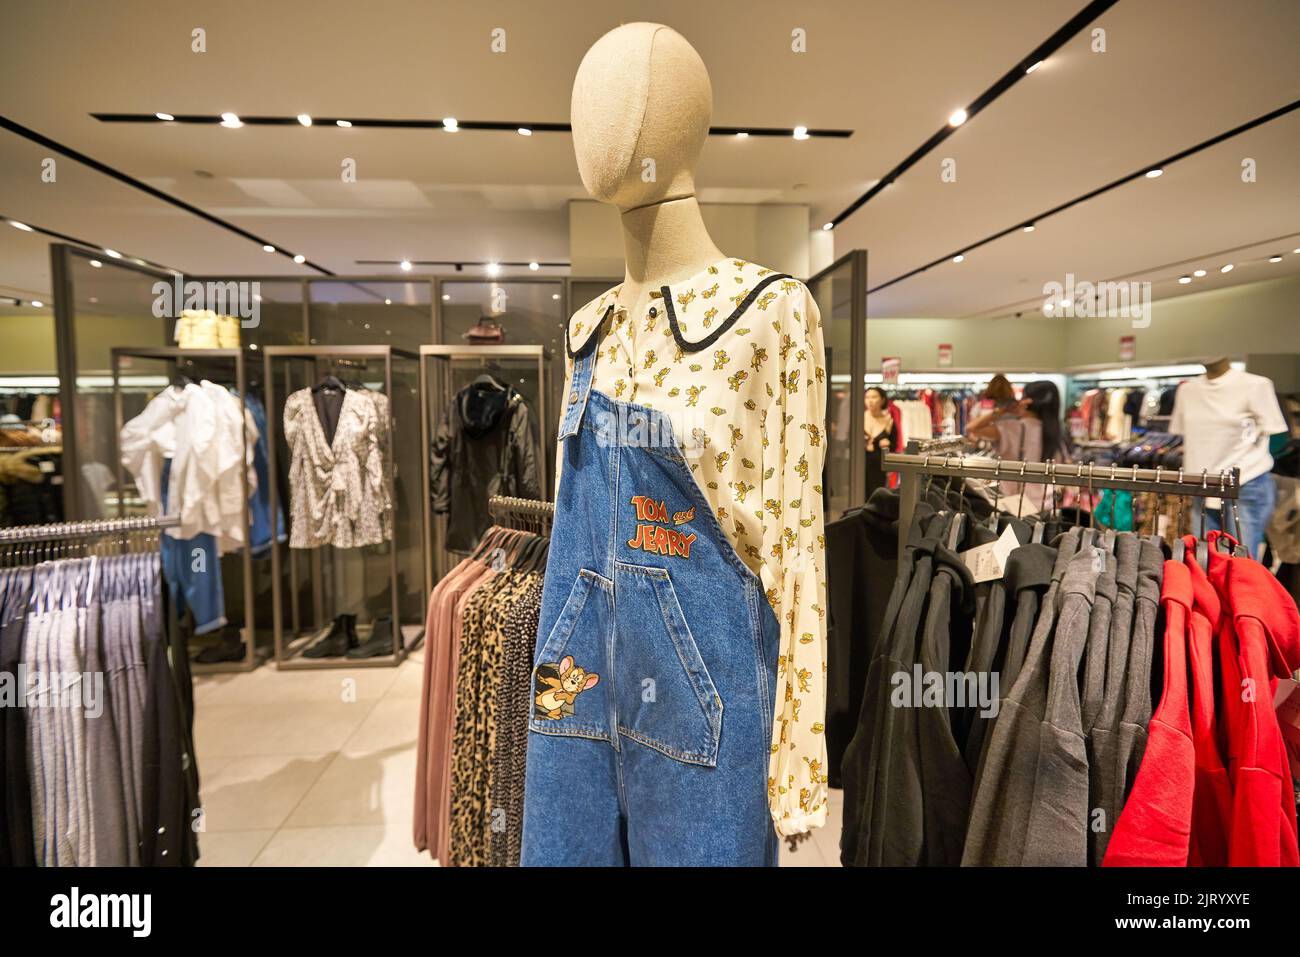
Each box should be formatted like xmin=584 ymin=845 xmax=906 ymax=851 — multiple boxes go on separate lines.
xmin=192 ymin=647 xmax=842 ymax=867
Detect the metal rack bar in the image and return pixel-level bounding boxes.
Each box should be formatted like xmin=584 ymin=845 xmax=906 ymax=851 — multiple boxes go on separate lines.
xmin=487 ymin=495 xmax=555 ymax=532
xmin=0 ymin=514 xmax=179 ymax=544
xmin=885 ymin=451 xmax=1240 ymax=564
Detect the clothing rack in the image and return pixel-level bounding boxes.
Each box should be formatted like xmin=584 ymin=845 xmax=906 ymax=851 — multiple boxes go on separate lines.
xmin=0 ymin=514 xmax=180 ymax=544
xmin=487 ymin=495 xmax=554 ymax=535
xmin=884 ymin=451 xmax=1240 ymax=564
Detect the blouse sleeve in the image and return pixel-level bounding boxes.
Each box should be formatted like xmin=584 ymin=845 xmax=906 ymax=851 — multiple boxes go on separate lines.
xmin=765 ymin=284 xmax=829 ymax=836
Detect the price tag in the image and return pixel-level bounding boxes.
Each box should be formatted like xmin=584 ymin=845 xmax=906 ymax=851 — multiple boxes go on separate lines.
xmin=961 ymin=524 xmax=1019 ymax=583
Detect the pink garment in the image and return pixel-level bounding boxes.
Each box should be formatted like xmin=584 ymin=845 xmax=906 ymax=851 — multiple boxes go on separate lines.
xmin=413 ymin=558 xmax=496 ymax=857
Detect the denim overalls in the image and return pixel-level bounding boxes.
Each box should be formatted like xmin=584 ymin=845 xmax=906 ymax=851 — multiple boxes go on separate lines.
xmin=520 ymin=312 xmax=781 ymax=866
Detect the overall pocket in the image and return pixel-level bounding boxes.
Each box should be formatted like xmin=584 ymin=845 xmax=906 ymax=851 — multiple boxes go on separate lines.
xmin=613 ymin=561 xmax=723 ymax=766
xmin=529 ymin=568 xmax=612 ymax=743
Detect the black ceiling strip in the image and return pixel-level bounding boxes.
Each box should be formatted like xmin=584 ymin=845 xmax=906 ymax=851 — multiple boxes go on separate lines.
xmin=869 ymin=97 xmax=1300 ymax=296
xmin=830 ymin=0 xmax=1119 ymax=228
xmin=91 ymin=113 xmax=852 ymax=138
xmin=355 ymin=259 xmax=571 ymax=268
xmin=0 ymin=115 xmax=336 ymax=276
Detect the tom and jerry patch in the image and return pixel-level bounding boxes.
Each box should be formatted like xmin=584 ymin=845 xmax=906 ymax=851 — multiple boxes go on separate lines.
xmin=628 ymin=495 xmax=697 ymax=559
xmin=533 ymin=655 xmax=600 ymax=720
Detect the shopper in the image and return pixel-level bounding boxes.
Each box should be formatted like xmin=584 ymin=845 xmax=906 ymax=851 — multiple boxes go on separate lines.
xmin=968 ymin=380 xmax=1069 ymax=513
xmin=864 ymin=386 xmax=896 ymax=495
xmin=1170 ymin=359 xmax=1288 ymax=560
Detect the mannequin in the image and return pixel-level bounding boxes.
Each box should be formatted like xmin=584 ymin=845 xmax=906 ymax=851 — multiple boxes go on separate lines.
xmin=570 ymin=23 xmax=724 ymax=316
xmin=1203 ymin=356 xmax=1232 ymax=380
xmin=520 ymin=24 xmax=828 ymax=866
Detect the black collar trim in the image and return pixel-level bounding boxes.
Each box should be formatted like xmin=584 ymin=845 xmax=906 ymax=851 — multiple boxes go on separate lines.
xmin=565 ymin=303 xmax=614 ymax=359
xmin=661 ymin=272 xmax=792 ymax=353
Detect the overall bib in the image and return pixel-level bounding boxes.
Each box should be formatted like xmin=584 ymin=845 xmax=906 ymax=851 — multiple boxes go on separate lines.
xmin=521 ymin=319 xmax=781 ymax=866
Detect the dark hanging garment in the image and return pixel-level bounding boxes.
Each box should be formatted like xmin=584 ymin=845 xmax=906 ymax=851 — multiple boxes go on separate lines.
xmin=1112 ymin=537 xmax=1163 ymax=811
xmin=841 ymin=510 xmax=951 ymax=867
xmin=962 ymin=529 xmax=1081 ymax=866
xmin=915 ymin=538 xmax=978 ymax=865
xmin=825 ymin=489 xmax=907 ymax=788
xmin=1081 ymin=539 xmax=1118 ymax=865
xmin=431 ymin=380 xmax=541 ymax=553
xmin=0 ymin=569 xmax=36 ymax=866
xmin=1021 ymin=543 xmax=1103 ymax=866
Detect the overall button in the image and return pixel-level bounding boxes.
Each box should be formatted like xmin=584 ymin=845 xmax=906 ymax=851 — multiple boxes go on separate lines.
xmin=569 ymin=390 xmax=579 ymax=405
xmin=649 ymin=306 xmax=658 ymax=318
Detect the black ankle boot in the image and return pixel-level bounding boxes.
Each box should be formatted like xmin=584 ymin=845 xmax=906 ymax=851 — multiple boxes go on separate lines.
xmin=303 ymin=614 xmax=356 ymax=658
xmin=346 ymin=616 xmax=394 ymax=659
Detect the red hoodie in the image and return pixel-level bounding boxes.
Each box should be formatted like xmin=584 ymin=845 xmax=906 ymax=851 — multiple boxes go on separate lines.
xmin=1104 ymin=560 xmax=1195 ymax=866
xmin=1184 ymin=540 xmax=1232 ymax=867
xmin=1217 ymin=533 xmax=1300 ymax=866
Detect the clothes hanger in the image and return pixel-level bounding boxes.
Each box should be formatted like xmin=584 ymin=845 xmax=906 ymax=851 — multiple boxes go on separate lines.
xmin=1195 ymin=469 xmax=1209 ymax=569
xmin=946 ymin=456 xmax=967 ymax=550
xmin=314 ymin=373 xmax=347 ymax=393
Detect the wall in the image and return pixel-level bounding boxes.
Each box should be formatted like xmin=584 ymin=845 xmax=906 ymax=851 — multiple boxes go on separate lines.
xmin=569 ymin=200 xmax=810 ymax=278
xmin=0 ymin=309 xmax=57 ymax=373
xmin=867 ymin=274 xmax=1300 ymax=373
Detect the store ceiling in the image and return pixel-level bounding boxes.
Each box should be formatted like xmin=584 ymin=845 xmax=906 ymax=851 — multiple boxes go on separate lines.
xmin=0 ymin=0 xmax=1298 ymax=321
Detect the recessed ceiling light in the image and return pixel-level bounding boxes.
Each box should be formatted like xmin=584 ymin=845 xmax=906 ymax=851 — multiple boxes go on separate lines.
xmin=30 ymin=300 xmax=44 ymax=308
xmin=821 ymin=222 xmax=834 ymax=232
xmin=400 ymin=259 xmax=412 ymax=272
xmin=948 ymin=108 xmax=968 ymax=127
xmin=1192 ymin=269 xmax=1206 ymax=277
xmin=293 ymin=254 xmax=306 ymax=264
xmin=384 ymin=298 xmax=392 ymax=305
xmin=263 ymin=244 xmax=276 ymax=253
xmin=1269 ymin=254 xmax=1283 ymax=263
xmin=952 ymin=254 xmax=965 ymax=263
xmin=735 ymin=131 xmax=749 ymax=139
xmin=1026 ymin=61 xmax=1043 ymax=74
xmin=1293 ymin=247 xmax=1300 ymax=254
xmin=1178 ymin=275 xmax=1192 ymax=284
xmin=442 ymin=117 xmax=458 ymax=131
xmin=1144 ymin=168 xmax=1163 ymax=178
xmin=517 ymin=127 xmax=532 ymax=136
xmin=442 ymin=294 xmax=451 ymax=301
xmin=1220 ymin=264 xmax=1234 ymax=273
xmin=1044 ymin=301 xmax=1055 ymax=311
xmin=253 ymin=294 xmax=262 ymax=302
xmin=249 ymin=342 xmax=258 ymax=350
xmin=528 ymin=261 xmax=539 ymax=271
xmin=89 ymin=259 xmax=102 ymax=268
xmin=9 ymin=221 xmax=33 ymax=231
xmin=1022 ymin=225 xmax=1035 ymax=233
xmin=336 ymin=119 xmax=352 ymax=128
xmin=104 ymin=249 xmax=122 ymax=259
xmin=552 ymin=293 xmax=561 ymax=300
xmin=297 ymin=114 xmax=312 ymax=127
xmin=155 ymin=112 xmax=175 ymax=121
xmin=792 ymin=126 xmax=809 ymax=140
xmin=485 ymin=262 xmax=501 ymax=277
xmin=220 ymin=112 xmax=242 ymax=128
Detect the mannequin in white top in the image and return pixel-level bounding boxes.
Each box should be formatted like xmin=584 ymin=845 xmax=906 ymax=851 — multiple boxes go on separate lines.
xmin=571 ymin=23 xmax=725 ymax=315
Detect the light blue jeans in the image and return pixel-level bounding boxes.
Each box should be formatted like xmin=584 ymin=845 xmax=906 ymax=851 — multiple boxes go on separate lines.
xmin=521 ymin=338 xmax=779 ymax=866
xmin=1192 ymin=471 xmax=1278 ymax=561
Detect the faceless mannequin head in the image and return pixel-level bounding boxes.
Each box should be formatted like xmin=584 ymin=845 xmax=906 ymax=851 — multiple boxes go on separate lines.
xmin=571 ymin=23 xmax=712 ymax=210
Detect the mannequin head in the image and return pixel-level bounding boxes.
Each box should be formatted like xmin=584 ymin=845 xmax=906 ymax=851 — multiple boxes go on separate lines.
xmin=571 ymin=23 xmax=712 ymax=210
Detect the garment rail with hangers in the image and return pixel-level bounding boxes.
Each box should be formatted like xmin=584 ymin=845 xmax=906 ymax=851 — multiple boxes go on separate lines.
xmin=882 ymin=452 xmax=1239 ymax=564
xmin=487 ymin=495 xmax=554 ymax=535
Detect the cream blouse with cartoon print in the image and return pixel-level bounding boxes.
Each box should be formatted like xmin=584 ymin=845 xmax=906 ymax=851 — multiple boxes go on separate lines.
xmin=557 ymin=257 xmax=829 ymax=836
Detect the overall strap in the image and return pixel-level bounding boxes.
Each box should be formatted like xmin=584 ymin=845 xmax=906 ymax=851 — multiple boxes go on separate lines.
xmin=558 ymin=304 xmax=610 ymax=440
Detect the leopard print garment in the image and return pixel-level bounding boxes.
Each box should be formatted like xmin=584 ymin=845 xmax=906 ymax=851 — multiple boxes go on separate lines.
xmin=489 ymin=569 xmax=544 ymax=867
xmin=448 ymin=567 xmax=535 ymax=867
